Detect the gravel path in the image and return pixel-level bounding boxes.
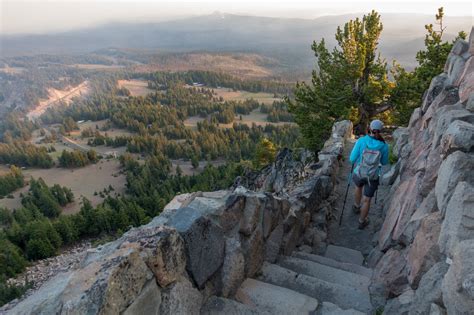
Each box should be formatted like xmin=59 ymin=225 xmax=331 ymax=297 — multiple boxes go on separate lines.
xmin=327 ymin=139 xmax=390 ymax=257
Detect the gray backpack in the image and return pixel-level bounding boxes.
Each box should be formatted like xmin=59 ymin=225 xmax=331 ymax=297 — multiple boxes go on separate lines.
xmin=356 ymin=147 xmax=381 ymax=181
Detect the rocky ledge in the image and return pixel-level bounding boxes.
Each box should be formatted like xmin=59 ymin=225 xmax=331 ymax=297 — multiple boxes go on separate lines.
xmin=370 ymin=27 xmax=474 ymax=314
xmin=6 ymin=122 xmax=352 ymax=314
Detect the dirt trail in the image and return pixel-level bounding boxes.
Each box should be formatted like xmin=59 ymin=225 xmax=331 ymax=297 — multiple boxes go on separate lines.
xmin=27 ymin=81 xmax=90 ymax=121
xmin=327 ymin=139 xmax=390 ymax=257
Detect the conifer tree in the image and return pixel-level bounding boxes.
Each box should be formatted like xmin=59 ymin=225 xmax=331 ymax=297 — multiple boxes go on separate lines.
xmin=289 ymin=10 xmax=393 ymax=149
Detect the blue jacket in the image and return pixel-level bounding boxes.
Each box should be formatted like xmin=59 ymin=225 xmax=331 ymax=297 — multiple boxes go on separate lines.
xmin=349 ymin=135 xmax=389 ymax=174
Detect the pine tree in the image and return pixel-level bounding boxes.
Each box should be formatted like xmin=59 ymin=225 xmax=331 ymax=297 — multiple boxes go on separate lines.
xmin=289 ymin=11 xmax=393 ymax=149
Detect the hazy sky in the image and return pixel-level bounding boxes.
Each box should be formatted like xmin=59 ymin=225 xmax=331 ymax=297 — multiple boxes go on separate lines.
xmin=1 ymin=0 xmax=473 ymax=35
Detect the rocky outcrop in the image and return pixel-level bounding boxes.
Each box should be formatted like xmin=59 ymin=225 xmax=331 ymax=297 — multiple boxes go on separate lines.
xmin=372 ymin=27 xmax=474 ymax=314
xmin=7 ymin=122 xmax=353 ymax=314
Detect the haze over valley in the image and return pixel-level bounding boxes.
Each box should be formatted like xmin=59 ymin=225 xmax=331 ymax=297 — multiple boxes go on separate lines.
xmin=0 ymin=1 xmax=473 ymax=311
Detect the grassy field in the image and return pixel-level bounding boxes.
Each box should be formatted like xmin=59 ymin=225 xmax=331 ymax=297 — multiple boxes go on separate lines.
xmin=184 ymin=109 xmax=295 ymax=129
xmin=117 ymin=79 xmax=155 ymax=97
xmin=213 ymin=87 xmax=279 ymax=105
xmin=69 ymin=64 xmax=125 ymax=70
xmin=0 ymin=159 xmax=126 ymax=214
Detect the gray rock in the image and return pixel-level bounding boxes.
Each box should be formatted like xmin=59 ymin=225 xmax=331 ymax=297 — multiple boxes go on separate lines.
xmin=445 ymin=54 xmax=467 ymax=85
xmin=239 ymin=195 xmax=264 ymax=236
xmin=428 ymin=304 xmax=446 ymax=315
xmin=258 ymin=263 xmax=372 ymax=313
xmin=292 ymin=251 xmax=373 ymax=278
xmin=392 ymin=127 xmax=410 ymax=158
xmin=451 ymin=38 xmax=470 ymax=56
xmin=218 ymin=193 xmax=245 ymax=232
xmin=438 ymin=181 xmax=474 ymax=257
xmin=168 ymin=207 xmax=225 ymax=288
xmin=265 ymin=224 xmax=283 ymax=263
xmin=163 ymin=192 xmax=200 ymax=212
xmin=408 ymin=262 xmax=449 ymax=315
xmin=440 ymin=120 xmax=474 ymax=157
xmin=278 ymin=256 xmax=370 ymax=290
xmin=467 ymin=92 xmax=474 ymax=112
xmin=320 ymin=302 xmax=365 ymax=315
xmin=325 ymin=245 xmax=364 ymax=266
xmin=241 ymin=226 xmax=264 ymax=277
xmin=469 ymin=27 xmax=474 ymax=54
xmin=262 ymin=196 xmax=283 ymax=238
xmin=383 ymin=289 xmax=415 ymax=315
xmin=200 ymin=296 xmax=266 ymax=315
xmin=432 ymin=108 xmax=474 ymax=149
xmin=435 ymin=151 xmax=474 ymax=215
xmin=123 ymin=280 xmax=161 ymax=315
xmin=332 ymin=120 xmax=353 ymax=139
xmin=421 ymin=74 xmax=448 ymax=113
xmin=160 ymin=277 xmax=202 ymax=315
xmin=235 ymin=278 xmax=319 ymax=315
xmin=442 ymin=240 xmax=474 ymax=314
xmin=220 ymin=237 xmax=245 ymax=297
xmin=372 ymin=248 xmax=409 ymax=297
xmin=406 ymin=212 xmax=442 ymax=288
xmin=140 ymin=228 xmax=186 ymax=288
xmin=381 ymin=162 xmax=400 ymax=186
xmin=400 ymin=189 xmax=437 ymax=245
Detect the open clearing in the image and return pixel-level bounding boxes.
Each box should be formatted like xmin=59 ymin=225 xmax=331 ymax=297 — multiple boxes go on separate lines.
xmin=213 ymin=87 xmax=279 ymax=105
xmin=184 ymin=109 xmax=295 ymax=129
xmin=69 ymin=64 xmax=125 ymax=70
xmin=27 ymin=81 xmax=91 ymax=121
xmin=117 ymin=79 xmax=154 ymax=97
xmin=131 ymin=53 xmax=276 ymax=79
xmin=0 ymin=159 xmax=126 ymax=214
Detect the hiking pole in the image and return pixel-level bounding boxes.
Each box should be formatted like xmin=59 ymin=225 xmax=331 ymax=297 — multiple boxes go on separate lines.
xmin=339 ymin=163 xmax=355 ymax=226
xmin=375 ymin=189 xmax=378 ymax=205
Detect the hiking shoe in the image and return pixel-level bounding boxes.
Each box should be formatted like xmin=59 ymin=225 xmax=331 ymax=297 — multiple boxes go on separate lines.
xmin=352 ymin=204 xmax=361 ymax=214
xmin=358 ymin=218 xmax=370 ymax=230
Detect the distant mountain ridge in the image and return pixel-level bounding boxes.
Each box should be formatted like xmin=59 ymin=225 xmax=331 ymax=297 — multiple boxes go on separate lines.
xmin=1 ymin=12 xmax=471 ymax=71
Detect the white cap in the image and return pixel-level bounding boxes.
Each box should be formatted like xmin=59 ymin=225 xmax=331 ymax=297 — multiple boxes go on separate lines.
xmin=370 ymin=119 xmax=384 ymax=131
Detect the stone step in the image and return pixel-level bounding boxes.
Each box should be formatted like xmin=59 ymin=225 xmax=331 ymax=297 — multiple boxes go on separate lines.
xmin=325 ymin=245 xmax=365 ymax=266
xmin=258 ymin=263 xmax=372 ymax=313
xmin=278 ymin=256 xmax=370 ymax=291
xmin=319 ymin=302 xmax=366 ymax=315
xmin=235 ymin=278 xmax=319 ymax=315
xmin=292 ymin=251 xmax=373 ymax=278
xmin=201 ymin=296 xmax=270 ymax=315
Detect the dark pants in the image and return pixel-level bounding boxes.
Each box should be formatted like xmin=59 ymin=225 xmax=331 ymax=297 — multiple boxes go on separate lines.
xmin=353 ymin=173 xmax=379 ymax=197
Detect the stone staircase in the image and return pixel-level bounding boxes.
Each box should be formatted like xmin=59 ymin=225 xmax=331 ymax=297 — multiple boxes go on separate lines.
xmin=202 ymin=244 xmax=373 ymax=314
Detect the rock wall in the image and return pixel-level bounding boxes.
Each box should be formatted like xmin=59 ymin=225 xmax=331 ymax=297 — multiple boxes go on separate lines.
xmin=8 ymin=122 xmax=353 ymax=314
xmin=371 ymin=27 xmax=474 ymax=315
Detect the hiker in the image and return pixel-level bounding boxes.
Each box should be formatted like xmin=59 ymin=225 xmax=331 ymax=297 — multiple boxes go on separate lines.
xmin=349 ymin=119 xmax=389 ymax=229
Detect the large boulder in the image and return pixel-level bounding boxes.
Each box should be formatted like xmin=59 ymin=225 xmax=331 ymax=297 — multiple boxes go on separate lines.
xmin=400 ymin=189 xmax=437 ymax=245
xmin=378 ymin=173 xmax=423 ymax=250
xmin=168 ymin=207 xmax=225 ymax=288
xmin=372 ymin=248 xmax=409 ymax=297
xmin=160 ymin=277 xmax=202 ymax=315
xmin=239 ymin=194 xmax=265 ymax=236
xmin=408 ymin=262 xmax=449 ymax=315
xmin=438 ymin=181 xmax=474 ymax=257
xmin=383 ymin=289 xmax=415 ymax=315
xmin=406 ymin=212 xmax=442 ymax=288
xmin=123 ymin=280 xmax=161 ymax=315
xmin=220 ymin=237 xmax=245 ymax=297
xmin=435 ymin=151 xmax=474 ymax=215
xmin=440 ymin=120 xmax=474 ymax=157
xmin=442 ymin=240 xmax=474 ymax=314
xmin=392 ymin=127 xmax=409 ymax=158
xmin=459 ymin=56 xmax=474 ymax=103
